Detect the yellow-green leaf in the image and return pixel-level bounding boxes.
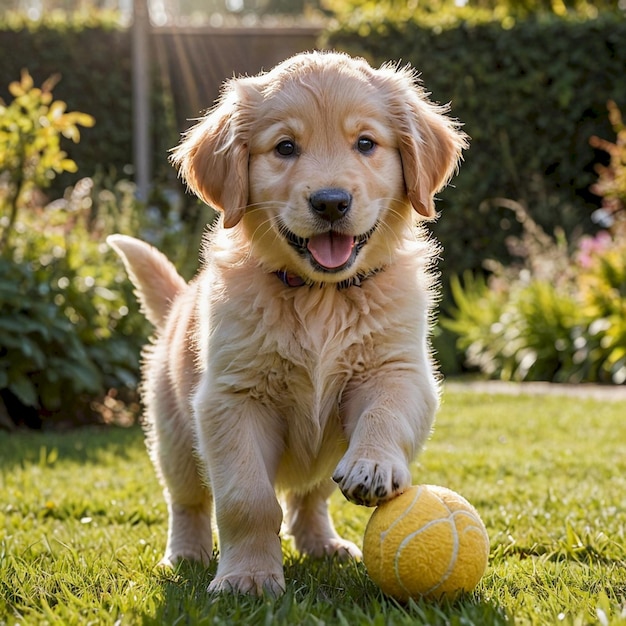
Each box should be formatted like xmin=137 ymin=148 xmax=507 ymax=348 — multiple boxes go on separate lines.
xmin=60 ymin=158 xmax=78 ymax=173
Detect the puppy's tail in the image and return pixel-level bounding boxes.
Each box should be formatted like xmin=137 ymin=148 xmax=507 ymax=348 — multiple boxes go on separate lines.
xmin=107 ymin=234 xmax=186 ymax=328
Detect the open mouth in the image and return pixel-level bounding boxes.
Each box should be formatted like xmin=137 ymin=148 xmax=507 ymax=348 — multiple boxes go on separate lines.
xmin=281 ymin=223 xmax=377 ymax=273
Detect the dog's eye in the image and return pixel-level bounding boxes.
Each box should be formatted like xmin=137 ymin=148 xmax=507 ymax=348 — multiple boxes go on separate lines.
xmin=356 ymin=137 xmax=376 ymax=154
xmin=275 ymin=140 xmax=297 ymax=157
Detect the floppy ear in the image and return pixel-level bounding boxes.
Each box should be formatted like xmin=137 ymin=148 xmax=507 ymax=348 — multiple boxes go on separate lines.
xmin=170 ymin=81 xmax=254 ymax=228
xmin=382 ymin=66 xmax=468 ymax=218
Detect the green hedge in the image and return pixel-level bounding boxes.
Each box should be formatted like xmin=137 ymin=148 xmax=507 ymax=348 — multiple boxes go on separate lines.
xmin=327 ymin=14 xmax=626 ymax=276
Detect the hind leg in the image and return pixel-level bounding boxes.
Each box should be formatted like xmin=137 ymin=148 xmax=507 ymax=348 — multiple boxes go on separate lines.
xmin=146 ymin=372 xmax=213 ymax=566
xmin=285 ymin=480 xmax=362 ymax=559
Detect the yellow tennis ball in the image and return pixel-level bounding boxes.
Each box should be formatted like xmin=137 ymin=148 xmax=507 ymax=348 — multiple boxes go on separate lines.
xmin=363 ymin=484 xmax=489 ymax=602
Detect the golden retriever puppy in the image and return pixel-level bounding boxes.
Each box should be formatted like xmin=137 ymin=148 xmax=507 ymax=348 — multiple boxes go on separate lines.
xmin=108 ymin=50 xmax=466 ymax=597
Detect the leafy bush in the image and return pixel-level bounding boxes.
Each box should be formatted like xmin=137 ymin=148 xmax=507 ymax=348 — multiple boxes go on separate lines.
xmin=0 ymin=69 xmax=212 ymax=428
xmin=0 ymin=259 xmax=135 ymax=425
xmin=0 ymin=73 xmax=149 ymax=427
xmin=0 ymin=70 xmax=94 ymax=252
xmin=444 ymin=232 xmax=626 ymax=384
xmin=445 ymin=267 xmax=589 ymax=382
xmin=443 ymin=104 xmax=626 ymax=384
xmin=0 ymin=175 xmax=152 ymax=427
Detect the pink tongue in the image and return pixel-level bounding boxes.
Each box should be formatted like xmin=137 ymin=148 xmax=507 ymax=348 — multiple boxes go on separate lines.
xmin=307 ymin=232 xmax=355 ymax=269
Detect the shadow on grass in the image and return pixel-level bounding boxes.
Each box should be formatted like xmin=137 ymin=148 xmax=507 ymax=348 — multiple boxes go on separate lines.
xmin=0 ymin=424 xmax=144 ymax=470
xmin=140 ymin=556 xmax=509 ymax=625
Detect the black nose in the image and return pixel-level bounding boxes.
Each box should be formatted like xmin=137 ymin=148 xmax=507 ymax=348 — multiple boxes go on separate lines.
xmin=309 ymin=188 xmax=352 ymax=223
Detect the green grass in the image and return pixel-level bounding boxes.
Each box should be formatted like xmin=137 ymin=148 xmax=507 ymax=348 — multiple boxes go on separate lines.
xmin=1 ymin=389 xmax=625 ymax=625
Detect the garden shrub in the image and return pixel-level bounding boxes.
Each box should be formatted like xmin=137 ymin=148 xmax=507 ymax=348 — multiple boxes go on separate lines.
xmin=0 ymin=69 xmax=211 ymax=427
xmin=0 ymin=70 xmax=94 ymax=251
xmin=443 ymin=103 xmax=626 ymax=384
xmin=0 ymin=178 xmax=151 ymax=428
xmin=0 ymin=73 xmax=148 ymax=427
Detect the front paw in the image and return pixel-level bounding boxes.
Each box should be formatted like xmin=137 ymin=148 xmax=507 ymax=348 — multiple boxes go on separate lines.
xmin=332 ymin=456 xmax=411 ymax=506
xmin=208 ymin=571 xmax=286 ymax=598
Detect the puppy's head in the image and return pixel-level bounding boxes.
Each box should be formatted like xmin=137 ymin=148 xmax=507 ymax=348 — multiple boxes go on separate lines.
xmin=171 ymin=51 xmax=467 ymax=284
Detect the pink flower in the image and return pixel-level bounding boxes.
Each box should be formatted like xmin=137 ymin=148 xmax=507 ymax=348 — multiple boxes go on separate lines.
xmin=576 ymin=231 xmax=612 ymax=268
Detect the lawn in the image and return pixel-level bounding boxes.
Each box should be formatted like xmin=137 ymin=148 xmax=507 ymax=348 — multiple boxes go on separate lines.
xmin=1 ymin=388 xmax=625 ymax=625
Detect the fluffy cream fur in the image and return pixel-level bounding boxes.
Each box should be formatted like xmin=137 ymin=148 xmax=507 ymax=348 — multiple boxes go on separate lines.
xmin=108 ymin=50 xmax=466 ymax=597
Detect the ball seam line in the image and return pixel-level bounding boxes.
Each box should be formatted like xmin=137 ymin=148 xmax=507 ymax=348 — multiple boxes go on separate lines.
xmin=380 ymin=485 xmax=424 ymax=544
xmin=392 ymin=495 xmax=488 ymax=598
xmin=393 ymin=515 xmax=459 ymax=598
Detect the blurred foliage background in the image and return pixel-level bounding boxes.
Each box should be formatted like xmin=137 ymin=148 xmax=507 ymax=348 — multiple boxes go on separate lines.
xmin=1 ymin=0 xmax=625 ymax=428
